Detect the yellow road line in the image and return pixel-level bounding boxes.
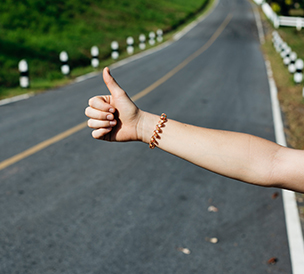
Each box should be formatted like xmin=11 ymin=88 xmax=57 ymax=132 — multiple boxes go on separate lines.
xmin=132 ymin=13 xmax=233 ymax=101
xmin=0 ymin=13 xmax=233 ymax=171
xmin=0 ymin=122 xmax=87 ymax=171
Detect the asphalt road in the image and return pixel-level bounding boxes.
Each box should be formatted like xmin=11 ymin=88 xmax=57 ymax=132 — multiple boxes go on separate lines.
xmin=0 ymin=0 xmax=293 ymax=273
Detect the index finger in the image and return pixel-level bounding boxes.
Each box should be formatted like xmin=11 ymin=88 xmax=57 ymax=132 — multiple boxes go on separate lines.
xmin=88 ymin=95 xmax=115 ymax=113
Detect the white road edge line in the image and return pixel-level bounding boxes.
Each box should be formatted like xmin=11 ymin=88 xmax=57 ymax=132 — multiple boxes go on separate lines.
xmin=251 ymin=2 xmax=265 ymax=44
xmin=0 ymin=92 xmax=34 ymax=106
xmin=252 ymin=3 xmax=304 ymax=272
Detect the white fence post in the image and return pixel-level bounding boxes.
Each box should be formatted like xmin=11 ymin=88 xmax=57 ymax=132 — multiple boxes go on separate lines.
xmin=18 ymin=60 xmax=29 ymax=88
xmin=139 ymin=34 xmax=146 ymax=50
xmin=294 ymin=59 xmax=303 ymax=84
xmin=288 ymin=52 xmax=297 ymax=74
xmin=261 ymin=3 xmax=304 ymax=30
xmin=156 ymin=29 xmax=163 ymax=42
xmin=59 ymin=51 xmax=70 ymax=76
xmin=296 ymin=18 xmax=302 ymax=31
xmin=111 ymin=41 xmax=119 ymax=60
xmin=126 ymin=37 xmax=134 ymax=55
xmin=149 ymin=32 xmax=156 ymax=46
xmin=91 ymin=46 xmax=99 ymax=68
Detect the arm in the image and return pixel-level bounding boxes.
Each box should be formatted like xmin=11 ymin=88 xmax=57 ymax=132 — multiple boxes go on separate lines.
xmin=85 ymin=67 xmax=304 ymax=193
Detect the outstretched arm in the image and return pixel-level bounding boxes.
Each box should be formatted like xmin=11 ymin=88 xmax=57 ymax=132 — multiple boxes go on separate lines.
xmin=85 ymin=67 xmax=304 ymax=193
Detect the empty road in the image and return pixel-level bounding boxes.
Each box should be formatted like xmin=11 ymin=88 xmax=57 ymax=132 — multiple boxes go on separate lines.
xmin=0 ymin=0 xmax=293 ymax=273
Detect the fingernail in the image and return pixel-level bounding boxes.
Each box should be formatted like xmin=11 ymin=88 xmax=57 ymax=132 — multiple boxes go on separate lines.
xmin=110 ymin=121 xmax=116 ymax=126
xmin=109 ymin=108 xmax=115 ymax=113
xmin=107 ymin=114 xmax=113 ymax=120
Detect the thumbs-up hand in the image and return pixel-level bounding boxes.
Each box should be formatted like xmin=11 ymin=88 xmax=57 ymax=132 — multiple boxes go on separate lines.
xmin=85 ymin=67 xmax=142 ymax=142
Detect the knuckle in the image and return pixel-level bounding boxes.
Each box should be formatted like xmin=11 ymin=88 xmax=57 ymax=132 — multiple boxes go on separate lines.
xmin=89 ymin=96 xmax=100 ymax=107
xmin=98 ymin=112 xmax=105 ymax=120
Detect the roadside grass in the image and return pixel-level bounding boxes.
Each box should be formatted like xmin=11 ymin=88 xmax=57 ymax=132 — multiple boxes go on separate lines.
xmin=0 ymin=0 xmax=213 ymax=100
xmin=260 ymin=12 xmax=304 ymax=150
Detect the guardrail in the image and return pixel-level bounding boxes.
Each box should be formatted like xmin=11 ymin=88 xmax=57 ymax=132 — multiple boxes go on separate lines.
xmin=17 ymin=30 xmax=164 ymax=88
xmin=261 ymin=3 xmax=280 ymax=28
xmin=279 ymin=16 xmax=304 ymax=30
xmin=272 ymin=31 xmax=304 ymax=92
xmin=254 ymin=1 xmax=304 ymax=30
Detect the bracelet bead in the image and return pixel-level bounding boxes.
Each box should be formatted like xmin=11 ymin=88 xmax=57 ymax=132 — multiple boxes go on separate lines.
xmin=149 ymin=113 xmax=167 ymax=149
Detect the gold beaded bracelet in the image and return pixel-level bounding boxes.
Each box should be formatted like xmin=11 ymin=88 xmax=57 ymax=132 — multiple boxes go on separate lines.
xmin=149 ymin=113 xmax=167 ymax=149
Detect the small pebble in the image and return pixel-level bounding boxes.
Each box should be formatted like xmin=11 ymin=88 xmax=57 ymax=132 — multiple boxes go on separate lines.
xmin=205 ymin=237 xmax=218 ymax=244
xmin=177 ymin=247 xmax=191 ymax=254
xmin=208 ymin=205 xmax=218 ymax=212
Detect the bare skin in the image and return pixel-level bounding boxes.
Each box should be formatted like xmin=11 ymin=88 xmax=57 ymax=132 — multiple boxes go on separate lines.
xmin=85 ymin=67 xmax=304 ymax=193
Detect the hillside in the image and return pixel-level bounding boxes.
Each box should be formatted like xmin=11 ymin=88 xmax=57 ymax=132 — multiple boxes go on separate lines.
xmin=0 ymin=0 xmax=209 ymax=96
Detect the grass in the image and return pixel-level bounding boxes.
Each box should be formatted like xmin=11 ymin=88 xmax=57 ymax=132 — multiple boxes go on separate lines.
xmin=260 ymin=10 xmax=304 ymax=150
xmin=0 ymin=0 xmax=212 ymax=100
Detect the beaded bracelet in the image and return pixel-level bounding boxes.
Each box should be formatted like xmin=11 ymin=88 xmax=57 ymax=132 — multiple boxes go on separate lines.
xmin=149 ymin=113 xmax=167 ymax=149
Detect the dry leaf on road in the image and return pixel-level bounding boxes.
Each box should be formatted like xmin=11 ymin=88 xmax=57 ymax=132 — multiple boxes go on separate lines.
xmin=208 ymin=205 xmax=218 ymax=212
xmin=205 ymin=237 xmax=218 ymax=244
xmin=267 ymin=257 xmax=278 ymax=265
xmin=177 ymin=247 xmax=191 ymax=254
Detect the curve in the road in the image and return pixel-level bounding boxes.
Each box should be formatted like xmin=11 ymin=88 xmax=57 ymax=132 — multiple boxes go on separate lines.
xmin=0 ymin=13 xmax=232 ymax=172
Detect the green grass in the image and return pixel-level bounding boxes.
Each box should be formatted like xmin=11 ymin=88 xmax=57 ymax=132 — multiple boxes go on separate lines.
xmin=260 ymin=6 xmax=304 ymax=150
xmin=0 ymin=0 xmax=211 ymax=99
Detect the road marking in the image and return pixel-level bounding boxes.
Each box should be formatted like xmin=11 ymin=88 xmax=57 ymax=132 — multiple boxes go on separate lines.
xmin=252 ymin=8 xmax=304 ymax=272
xmin=0 ymin=92 xmax=35 ymax=106
xmin=0 ymin=122 xmax=87 ymax=171
xmin=266 ymin=60 xmax=304 ymax=274
xmin=0 ymin=13 xmax=232 ymax=171
xmin=251 ymin=2 xmax=265 ymax=44
xmin=173 ymin=0 xmax=220 ymax=41
xmin=132 ymin=13 xmax=233 ymax=101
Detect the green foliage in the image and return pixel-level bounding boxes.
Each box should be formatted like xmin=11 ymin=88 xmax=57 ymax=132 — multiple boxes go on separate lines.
xmin=0 ymin=0 xmax=208 ymax=91
xmin=271 ymin=3 xmax=281 ymax=13
xmin=266 ymin=0 xmax=303 ymax=15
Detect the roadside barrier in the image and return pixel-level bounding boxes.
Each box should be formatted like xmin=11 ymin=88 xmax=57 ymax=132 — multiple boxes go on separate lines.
xmin=18 ymin=60 xmax=29 ymax=88
xmin=262 ymin=3 xmax=279 ymax=28
xmin=16 ymin=29 xmax=163 ymax=83
xmin=288 ymin=52 xmax=297 ymax=74
xmin=139 ymin=34 xmax=146 ymax=50
xmin=157 ymin=29 xmax=163 ymax=42
xmin=255 ymin=1 xmax=304 ymax=30
xmin=59 ymin=51 xmax=70 ymax=76
xmin=279 ymin=16 xmax=304 ymax=31
xmin=91 ymin=46 xmax=99 ymax=68
xmin=272 ymin=31 xmax=303 ymax=93
xmin=149 ymin=31 xmax=156 ymax=45
xmin=294 ymin=59 xmax=304 ymax=84
xmin=111 ymin=41 xmax=119 ymax=60
xmin=126 ymin=37 xmax=134 ymax=55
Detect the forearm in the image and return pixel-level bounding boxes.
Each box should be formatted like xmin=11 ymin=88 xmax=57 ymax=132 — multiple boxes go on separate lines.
xmin=138 ymin=111 xmax=282 ymax=187
xmin=87 ymin=68 xmax=304 ymax=192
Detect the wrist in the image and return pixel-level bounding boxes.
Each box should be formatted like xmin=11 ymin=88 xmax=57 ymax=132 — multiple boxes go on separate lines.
xmin=136 ymin=111 xmax=159 ymax=144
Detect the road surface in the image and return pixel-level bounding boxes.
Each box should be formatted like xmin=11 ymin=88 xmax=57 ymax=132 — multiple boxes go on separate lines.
xmin=0 ymin=0 xmax=293 ymax=273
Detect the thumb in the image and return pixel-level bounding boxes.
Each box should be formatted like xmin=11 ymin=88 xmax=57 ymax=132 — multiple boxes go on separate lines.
xmin=103 ymin=67 xmax=126 ymax=98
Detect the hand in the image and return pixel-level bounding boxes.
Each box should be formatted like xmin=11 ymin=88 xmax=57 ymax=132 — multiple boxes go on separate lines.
xmin=85 ymin=67 xmax=142 ymax=142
